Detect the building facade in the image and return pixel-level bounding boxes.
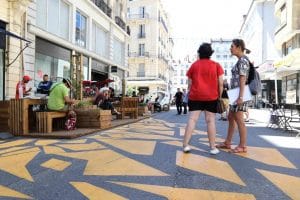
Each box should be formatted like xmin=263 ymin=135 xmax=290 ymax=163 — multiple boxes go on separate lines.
xmin=1 ymin=0 xmax=129 ymax=99
xmin=274 ymin=0 xmax=300 ymax=104
xmin=240 ymin=0 xmax=281 ymax=104
xmin=0 ymin=0 xmax=33 ymax=100
xmin=210 ymin=39 xmax=237 ymax=82
xmin=170 ymin=59 xmax=190 ymax=96
xmin=126 ymin=0 xmax=173 ymax=96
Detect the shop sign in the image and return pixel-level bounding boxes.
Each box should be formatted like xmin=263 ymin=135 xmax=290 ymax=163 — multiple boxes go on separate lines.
xmin=286 ymin=90 xmax=296 ymax=104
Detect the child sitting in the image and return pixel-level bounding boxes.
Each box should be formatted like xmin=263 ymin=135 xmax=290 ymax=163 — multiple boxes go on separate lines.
xmin=65 ymin=110 xmax=77 ymax=130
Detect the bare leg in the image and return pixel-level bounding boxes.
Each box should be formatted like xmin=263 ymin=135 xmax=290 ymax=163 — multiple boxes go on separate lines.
xmin=225 ymin=111 xmax=236 ymax=144
xmin=235 ymin=111 xmax=247 ymax=147
xmin=205 ymin=111 xmax=216 ymax=148
xmin=183 ymin=111 xmax=201 ymax=147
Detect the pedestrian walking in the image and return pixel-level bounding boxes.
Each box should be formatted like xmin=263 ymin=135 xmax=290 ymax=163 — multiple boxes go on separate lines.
xmin=183 ymin=43 xmax=224 ymax=155
xmin=174 ymin=88 xmax=183 ymax=115
xmin=220 ymin=79 xmax=229 ymax=120
xmin=182 ymin=88 xmax=188 ymax=114
xmin=216 ymin=39 xmax=251 ymax=153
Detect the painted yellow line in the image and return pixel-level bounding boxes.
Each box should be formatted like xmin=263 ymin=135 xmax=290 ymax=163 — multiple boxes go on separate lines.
xmin=41 ymin=158 xmax=71 ymax=171
xmin=0 ymin=185 xmax=32 ymax=199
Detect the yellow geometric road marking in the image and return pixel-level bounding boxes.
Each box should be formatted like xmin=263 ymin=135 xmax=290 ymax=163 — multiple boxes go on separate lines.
xmin=1 ymin=147 xmax=40 ymax=157
xmin=70 ymin=182 xmax=127 ymax=200
xmin=95 ymin=138 xmax=156 ymax=155
xmin=0 ymin=148 xmax=39 ymax=182
xmin=56 ymin=142 xmax=106 ymax=151
xmin=257 ymin=169 xmax=300 ymax=200
xmin=0 ymin=146 xmax=29 ymax=155
xmin=0 ymin=139 xmax=33 ymax=149
xmin=110 ymin=181 xmax=255 ymax=200
xmin=179 ymin=128 xmax=207 ymax=136
xmin=93 ymin=133 xmax=179 ymax=141
xmin=41 ymin=158 xmax=71 ymax=171
xmin=129 ymin=124 xmax=172 ymax=131
xmin=0 ymin=185 xmax=32 ymax=199
xmin=35 ymin=140 xmax=59 ymax=146
xmin=176 ymin=151 xmax=246 ymax=186
xmin=238 ymin=147 xmax=296 ymax=169
xmin=44 ymin=146 xmax=168 ymax=176
xmin=63 ymin=139 xmax=87 ymax=144
xmin=149 ymin=130 xmax=175 ymax=136
xmin=199 ymin=137 xmax=226 ymax=143
xmin=161 ymin=141 xmax=206 ymax=153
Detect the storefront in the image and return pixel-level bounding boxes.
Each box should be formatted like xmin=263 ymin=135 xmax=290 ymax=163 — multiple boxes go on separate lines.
xmin=35 ymin=37 xmax=71 ymax=85
xmin=91 ymin=58 xmax=108 ymax=81
xmin=0 ymin=21 xmax=6 ymax=100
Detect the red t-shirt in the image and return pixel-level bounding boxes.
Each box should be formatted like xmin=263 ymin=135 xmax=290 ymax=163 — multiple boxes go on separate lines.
xmin=15 ymin=81 xmax=26 ymax=99
xmin=186 ymin=59 xmax=224 ymax=101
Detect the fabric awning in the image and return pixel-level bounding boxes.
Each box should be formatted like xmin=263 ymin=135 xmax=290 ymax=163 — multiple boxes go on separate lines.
xmin=273 ymin=48 xmax=300 ymax=68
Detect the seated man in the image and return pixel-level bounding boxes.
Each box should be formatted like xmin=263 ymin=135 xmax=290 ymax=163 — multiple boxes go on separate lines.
xmin=15 ymin=75 xmax=32 ymax=99
xmin=47 ymin=78 xmax=75 ymax=111
xmin=94 ymin=87 xmax=120 ymax=114
xmin=37 ymin=74 xmax=52 ymax=95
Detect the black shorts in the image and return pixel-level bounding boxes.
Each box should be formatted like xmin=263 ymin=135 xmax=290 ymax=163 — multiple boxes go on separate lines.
xmin=188 ymin=99 xmax=218 ymax=113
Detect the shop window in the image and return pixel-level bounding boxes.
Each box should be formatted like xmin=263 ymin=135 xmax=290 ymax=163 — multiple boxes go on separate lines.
xmin=36 ymin=0 xmax=70 ymax=40
xmin=114 ymin=38 xmax=125 ymax=65
xmin=92 ymin=22 xmax=109 ymax=58
xmin=76 ymin=11 xmax=87 ymax=48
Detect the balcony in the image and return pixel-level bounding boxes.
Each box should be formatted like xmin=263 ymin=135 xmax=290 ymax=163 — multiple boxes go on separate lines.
xmin=137 ymin=72 xmax=145 ymax=77
xmin=138 ymin=33 xmax=146 ymax=38
xmin=129 ymin=52 xmax=150 ymax=57
xmin=91 ymin=0 xmax=112 ymax=18
xmin=115 ymin=16 xmax=126 ymax=31
xmin=128 ymin=13 xmax=149 ymax=19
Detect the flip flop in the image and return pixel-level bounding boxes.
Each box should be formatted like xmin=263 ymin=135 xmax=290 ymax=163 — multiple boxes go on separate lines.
xmin=231 ymin=146 xmax=247 ymax=153
xmin=215 ymin=142 xmax=231 ymax=149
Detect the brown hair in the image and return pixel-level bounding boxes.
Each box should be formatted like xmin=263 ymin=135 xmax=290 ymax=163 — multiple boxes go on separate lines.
xmin=232 ymin=39 xmax=251 ymax=54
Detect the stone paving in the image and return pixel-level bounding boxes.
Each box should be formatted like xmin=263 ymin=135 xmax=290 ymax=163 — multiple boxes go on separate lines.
xmin=0 ymin=108 xmax=299 ymax=199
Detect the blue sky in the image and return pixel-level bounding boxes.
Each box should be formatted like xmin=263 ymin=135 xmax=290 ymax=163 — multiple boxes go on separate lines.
xmin=162 ymin=0 xmax=252 ymax=59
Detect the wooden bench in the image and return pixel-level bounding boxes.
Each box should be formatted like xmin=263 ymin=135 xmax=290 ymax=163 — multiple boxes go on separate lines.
xmin=116 ymin=97 xmax=139 ymax=119
xmin=36 ymin=111 xmax=67 ymax=133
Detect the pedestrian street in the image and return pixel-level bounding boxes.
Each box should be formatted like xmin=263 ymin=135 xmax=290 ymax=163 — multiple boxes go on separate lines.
xmin=0 ymin=109 xmax=299 ymax=199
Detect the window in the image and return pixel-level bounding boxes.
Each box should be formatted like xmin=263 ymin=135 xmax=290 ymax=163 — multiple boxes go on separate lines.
xmin=139 ymin=24 xmax=145 ymax=38
xmin=76 ymin=11 xmax=87 ymax=47
xmin=92 ymin=22 xmax=109 ymax=58
xmin=181 ymin=79 xmax=184 ymax=84
xmin=83 ymin=56 xmax=89 ymax=80
xmin=139 ymin=44 xmax=145 ymax=56
xmin=280 ymin=4 xmax=287 ymax=26
xmin=137 ymin=63 xmax=145 ymax=77
xmin=36 ymin=0 xmax=70 ymax=40
xmin=113 ymin=38 xmax=125 ymax=65
xmin=181 ymin=70 xmax=184 ymax=76
xmin=139 ymin=6 xmax=145 ymax=18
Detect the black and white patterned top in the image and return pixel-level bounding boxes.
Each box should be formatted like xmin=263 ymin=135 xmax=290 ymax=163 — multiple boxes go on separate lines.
xmin=230 ymin=55 xmax=250 ymax=89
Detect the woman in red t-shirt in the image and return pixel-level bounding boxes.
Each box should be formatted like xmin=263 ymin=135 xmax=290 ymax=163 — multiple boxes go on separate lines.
xmin=183 ymin=43 xmax=224 ymax=155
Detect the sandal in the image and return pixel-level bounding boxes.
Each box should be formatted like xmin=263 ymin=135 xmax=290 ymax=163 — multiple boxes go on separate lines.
xmin=215 ymin=142 xmax=231 ymax=149
xmin=231 ymin=146 xmax=247 ymax=153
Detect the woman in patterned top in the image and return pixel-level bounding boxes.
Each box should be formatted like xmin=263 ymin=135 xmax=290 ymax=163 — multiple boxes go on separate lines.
xmin=216 ymin=39 xmax=250 ymax=153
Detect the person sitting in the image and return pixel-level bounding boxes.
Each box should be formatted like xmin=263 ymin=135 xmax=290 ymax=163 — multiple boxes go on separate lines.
xmin=47 ymin=78 xmax=75 ymax=111
xmin=15 ymin=75 xmax=32 ymax=99
xmin=37 ymin=74 xmax=52 ymax=95
xmin=94 ymin=87 xmax=120 ymax=115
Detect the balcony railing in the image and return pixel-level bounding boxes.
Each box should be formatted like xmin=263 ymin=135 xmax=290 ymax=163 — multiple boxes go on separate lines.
xmin=115 ymin=16 xmax=126 ymax=30
xmin=128 ymin=13 xmax=150 ymax=19
xmin=138 ymin=33 xmax=146 ymax=38
xmin=91 ymin=0 xmax=112 ymax=18
xmin=137 ymin=72 xmax=145 ymax=77
xmin=128 ymin=52 xmax=150 ymax=57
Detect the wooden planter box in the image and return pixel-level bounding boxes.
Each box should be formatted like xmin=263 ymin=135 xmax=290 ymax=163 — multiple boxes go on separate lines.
xmin=75 ymin=109 xmax=112 ymax=129
xmin=138 ymin=106 xmax=148 ymax=116
xmin=0 ymin=101 xmax=10 ymax=132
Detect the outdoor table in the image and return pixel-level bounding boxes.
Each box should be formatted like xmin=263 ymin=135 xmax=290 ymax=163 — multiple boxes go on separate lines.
xmin=10 ymin=98 xmax=47 ymax=135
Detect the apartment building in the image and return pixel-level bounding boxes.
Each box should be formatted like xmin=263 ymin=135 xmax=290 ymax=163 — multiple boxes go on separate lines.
xmin=240 ymin=0 xmax=281 ymax=104
xmin=210 ymin=39 xmax=237 ymax=83
xmin=274 ymin=0 xmax=300 ymax=103
xmin=1 ymin=0 xmax=129 ymax=99
xmin=126 ymin=0 xmax=173 ymax=95
xmin=170 ymin=59 xmax=190 ymax=96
